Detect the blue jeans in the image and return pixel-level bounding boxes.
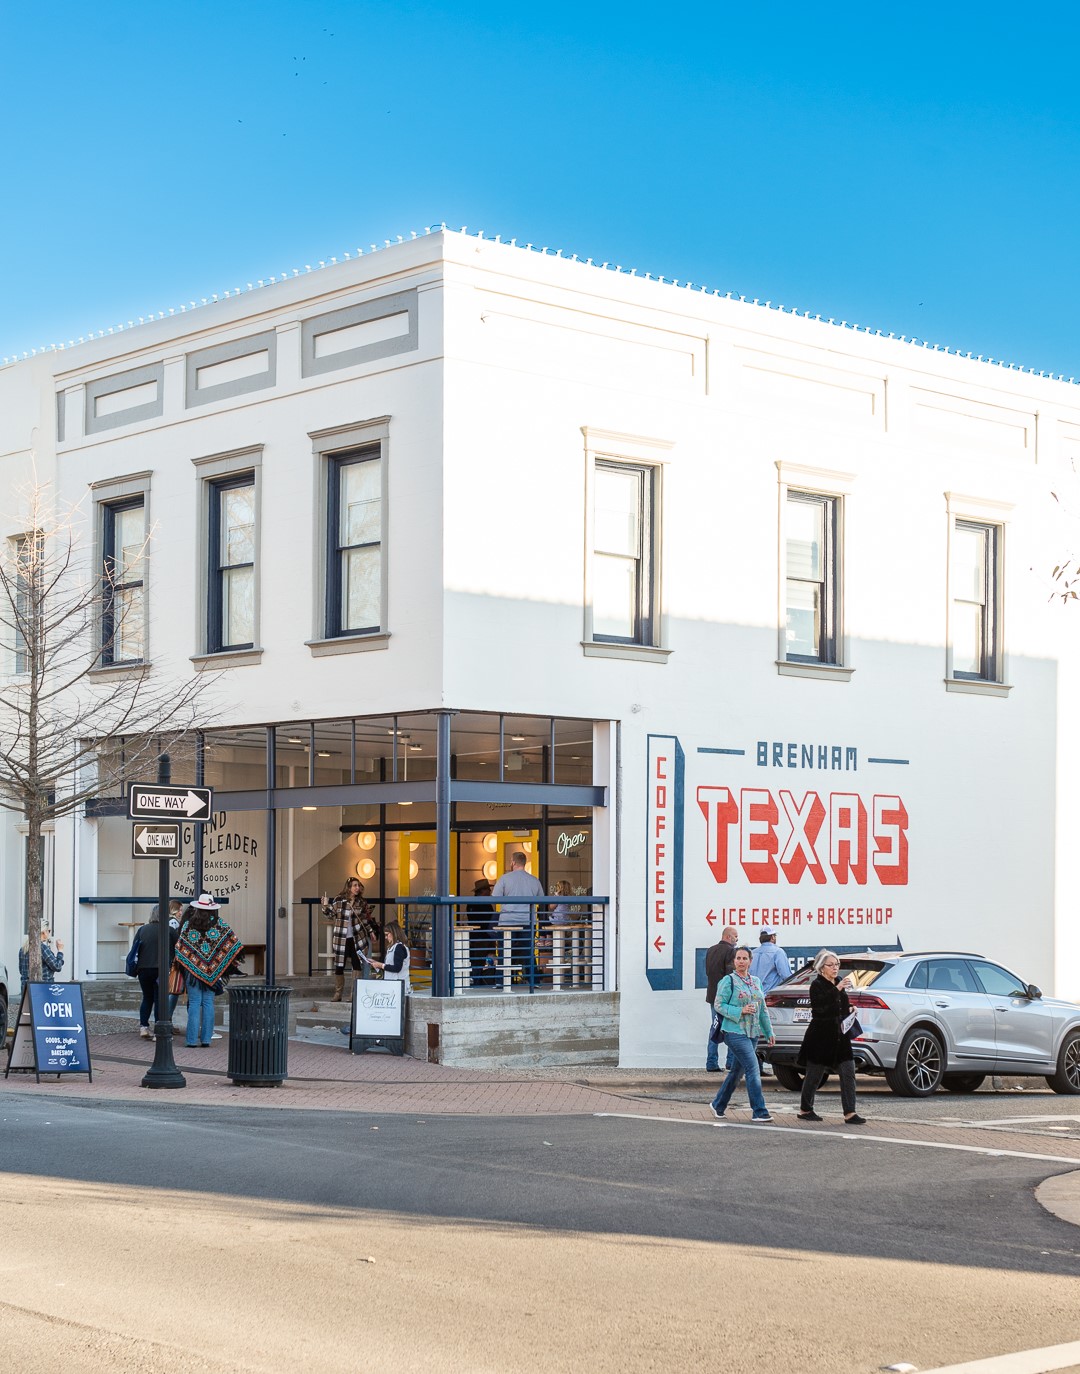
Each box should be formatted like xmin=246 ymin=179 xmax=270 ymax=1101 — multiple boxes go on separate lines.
xmin=711 ymin=1032 xmax=770 ymax=1118
xmin=706 ymin=1009 xmax=721 ymax=1070
xmin=185 ymin=979 xmax=216 ymax=1046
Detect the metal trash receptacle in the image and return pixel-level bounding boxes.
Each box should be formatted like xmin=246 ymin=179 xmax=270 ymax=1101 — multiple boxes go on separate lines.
xmin=227 ymin=985 xmax=290 ymax=1086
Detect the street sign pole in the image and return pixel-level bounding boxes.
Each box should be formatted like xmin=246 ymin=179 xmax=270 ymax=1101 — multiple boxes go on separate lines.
xmin=142 ymin=754 xmax=186 ymax=1090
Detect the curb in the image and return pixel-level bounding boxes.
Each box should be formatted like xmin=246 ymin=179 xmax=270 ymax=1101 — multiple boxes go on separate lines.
xmin=1035 ymin=1169 xmax=1080 ymax=1228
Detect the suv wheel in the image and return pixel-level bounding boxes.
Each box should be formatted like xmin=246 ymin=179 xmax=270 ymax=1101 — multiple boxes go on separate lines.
xmin=0 ymin=991 xmax=7 ymax=1046
xmin=885 ymin=1028 xmax=945 ymax=1096
xmin=1046 ymin=1031 xmax=1080 ymax=1095
xmin=941 ymin=1073 xmax=986 ymax=1093
xmin=772 ymin=1064 xmax=804 ymax=1092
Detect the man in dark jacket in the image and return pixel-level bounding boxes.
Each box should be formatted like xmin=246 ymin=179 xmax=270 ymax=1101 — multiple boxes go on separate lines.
xmin=704 ymin=925 xmax=738 ymax=1071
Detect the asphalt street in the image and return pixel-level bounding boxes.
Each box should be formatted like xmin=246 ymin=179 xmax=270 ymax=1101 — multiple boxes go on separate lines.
xmin=1 ymin=1092 xmax=1079 ymax=1372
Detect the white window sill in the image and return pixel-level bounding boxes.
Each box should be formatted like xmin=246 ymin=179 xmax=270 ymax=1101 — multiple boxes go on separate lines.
xmin=581 ymin=641 xmax=672 ymax=664
xmin=87 ymin=661 xmax=149 ymax=681
xmin=190 ymin=647 xmax=264 ymax=671
xmin=306 ymin=632 xmax=391 ymax=658
xmin=776 ymin=660 xmax=854 ymax=682
xmin=945 ymin=677 xmax=1012 ymax=698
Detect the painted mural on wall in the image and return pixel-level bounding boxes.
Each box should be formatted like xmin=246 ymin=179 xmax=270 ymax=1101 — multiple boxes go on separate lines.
xmin=647 ymin=733 xmax=910 ymax=990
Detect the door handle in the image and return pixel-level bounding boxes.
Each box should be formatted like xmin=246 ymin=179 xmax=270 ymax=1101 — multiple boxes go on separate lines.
xmin=992 ymin=1006 xmax=1009 ymax=1013
xmin=934 ymin=1000 xmax=950 ymax=1008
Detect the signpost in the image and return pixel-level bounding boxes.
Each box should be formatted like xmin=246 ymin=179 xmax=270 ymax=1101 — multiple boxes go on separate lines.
xmin=129 ymin=761 xmax=213 ymax=1089
xmin=5 ymin=983 xmax=92 ymax=1083
xmin=132 ymin=823 xmax=182 ymax=859
xmin=349 ymin=979 xmax=406 ymax=1056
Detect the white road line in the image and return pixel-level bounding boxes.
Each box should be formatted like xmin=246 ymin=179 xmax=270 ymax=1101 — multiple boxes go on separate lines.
xmin=592 ymin=1113 xmax=1080 ymax=1165
xmin=919 ymin=1337 xmax=1080 ymax=1372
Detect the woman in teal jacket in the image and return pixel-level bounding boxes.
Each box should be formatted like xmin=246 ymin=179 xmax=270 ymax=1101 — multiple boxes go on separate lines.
xmin=709 ymin=945 xmax=775 ymax=1122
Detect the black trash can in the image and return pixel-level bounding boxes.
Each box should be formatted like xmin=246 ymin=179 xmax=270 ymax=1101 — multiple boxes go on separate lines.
xmin=227 ymin=985 xmax=290 ymax=1086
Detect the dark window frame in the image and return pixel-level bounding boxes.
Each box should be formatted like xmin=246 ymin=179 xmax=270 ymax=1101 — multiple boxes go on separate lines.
xmin=592 ymin=459 xmax=655 ymax=647
xmin=952 ymin=519 xmax=999 ymax=682
xmin=208 ymin=473 xmax=255 ymax=654
xmin=785 ymin=490 xmax=839 ymax=665
xmin=325 ymin=444 xmax=382 ymax=639
xmin=101 ymin=496 xmax=145 ymax=665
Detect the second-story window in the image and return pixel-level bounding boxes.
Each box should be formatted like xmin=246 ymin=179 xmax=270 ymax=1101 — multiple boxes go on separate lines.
xmin=592 ymin=461 xmax=655 ymax=644
xmin=101 ymin=498 xmax=145 ymax=664
xmin=785 ymin=490 xmax=839 ymax=663
xmin=326 ymin=447 xmax=382 ymax=637
xmin=951 ymin=519 xmax=999 ymax=680
xmin=208 ymin=476 xmax=255 ymax=652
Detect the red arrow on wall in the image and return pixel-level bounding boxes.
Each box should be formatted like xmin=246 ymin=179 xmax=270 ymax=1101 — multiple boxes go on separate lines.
xmin=705 ymin=909 xmax=716 ymax=925
xmin=653 ymin=935 xmax=666 ymax=953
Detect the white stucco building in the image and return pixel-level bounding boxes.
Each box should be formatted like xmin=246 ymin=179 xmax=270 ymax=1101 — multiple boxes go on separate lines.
xmin=1 ymin=226 xmax=1077 ymax=1065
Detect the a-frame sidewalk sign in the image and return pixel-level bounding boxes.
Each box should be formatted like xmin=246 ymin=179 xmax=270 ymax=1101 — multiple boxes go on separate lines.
xmin=5 ymin=982 xmax=93 ymax=1084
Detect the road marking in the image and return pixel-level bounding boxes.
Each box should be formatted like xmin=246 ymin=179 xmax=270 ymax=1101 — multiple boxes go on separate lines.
xmin=592 ymin=1113 xmax=1080 ymax=1165
xmin=919 ymin=1337 xmax=1080 ymax=1372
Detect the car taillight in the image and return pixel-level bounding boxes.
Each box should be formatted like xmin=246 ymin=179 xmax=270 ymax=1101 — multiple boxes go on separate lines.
xmin=847 ymin=992 xmax=889 ymax=1010
xmin=765 ymin=991 xmax=805 ymax=1007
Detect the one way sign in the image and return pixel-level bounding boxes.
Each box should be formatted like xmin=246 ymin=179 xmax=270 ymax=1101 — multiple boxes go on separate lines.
xmin=128 ymin=784 xmax=213 ymax=822
xmin=132 ymin=823 xmax=182 ymax=859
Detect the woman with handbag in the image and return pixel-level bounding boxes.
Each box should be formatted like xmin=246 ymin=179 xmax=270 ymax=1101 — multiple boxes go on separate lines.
xmin=174 ymin=894 xmax=243 ymax=1048
xmin=795 ymin=949 xmax=866 ymax=1124
xmin=708 ymin=945 xmax=775 ymax=1122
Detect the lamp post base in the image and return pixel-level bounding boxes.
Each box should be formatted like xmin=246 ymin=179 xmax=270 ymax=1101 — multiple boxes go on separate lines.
xmin=141 ymin=1020 xmax=187 ymax=1089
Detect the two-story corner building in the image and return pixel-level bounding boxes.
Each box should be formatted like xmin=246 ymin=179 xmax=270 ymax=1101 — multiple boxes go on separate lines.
xmin=1 ymin=225 xmax=1078 ymax=1067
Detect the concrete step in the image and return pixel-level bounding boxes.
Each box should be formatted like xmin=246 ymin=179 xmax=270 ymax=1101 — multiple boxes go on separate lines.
xmin=81 ymin=974 xmax=337 ymax=1011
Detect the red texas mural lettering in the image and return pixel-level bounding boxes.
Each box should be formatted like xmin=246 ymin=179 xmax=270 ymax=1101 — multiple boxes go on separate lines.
xmin=697 ymin=787 xmax=908 ymax=887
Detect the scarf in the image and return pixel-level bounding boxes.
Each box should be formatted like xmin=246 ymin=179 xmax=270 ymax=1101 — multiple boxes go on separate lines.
xmin=175 ymin=917 xmax=243 ymax=987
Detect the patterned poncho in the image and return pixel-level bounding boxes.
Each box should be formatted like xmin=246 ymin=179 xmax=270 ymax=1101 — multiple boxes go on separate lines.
xmin=175 ymin=916 xmax=243 ymax=988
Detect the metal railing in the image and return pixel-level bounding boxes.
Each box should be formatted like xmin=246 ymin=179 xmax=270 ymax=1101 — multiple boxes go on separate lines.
xmin=394 ymin=896 xmax=609 ymax=996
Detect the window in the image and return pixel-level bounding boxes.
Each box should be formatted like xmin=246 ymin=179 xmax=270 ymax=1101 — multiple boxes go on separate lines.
xmin=592 ymin=461 xmax=655 ymax=644
xmin=12 ymin=533 xmax=40 ymax=675
xmin=785 ymin=491 xmax=838 ymax=664
xmin=950 ymin=520 xmax=999 ymax=681
xmin=101 ymin=499 xmax=145 ymax=664
xmin=968 ymin=961 xmax=1026 ymax=998
xmin=208 ymin=476 xmax=255 ymax=652
xmin=924 ymin=959 xmax=980 ymax=994
xmin=326 ymin=447 xmax=382 ymax=637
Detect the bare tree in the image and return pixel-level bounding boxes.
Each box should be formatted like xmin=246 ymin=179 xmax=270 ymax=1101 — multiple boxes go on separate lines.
xmin=0 ymin=480 xmax=214 ymax=980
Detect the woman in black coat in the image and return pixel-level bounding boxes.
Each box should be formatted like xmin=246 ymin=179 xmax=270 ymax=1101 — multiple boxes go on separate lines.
xmin=796 ymin=949 xmax=866 ymax=1124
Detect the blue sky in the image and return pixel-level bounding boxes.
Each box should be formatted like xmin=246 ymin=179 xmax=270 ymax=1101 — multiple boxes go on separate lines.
xmin=3 ymin=2 xmax=1080 ymax=373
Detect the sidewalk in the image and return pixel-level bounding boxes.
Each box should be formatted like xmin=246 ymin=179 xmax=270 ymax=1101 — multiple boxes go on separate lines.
xmin=2 ymin=1026 xmax=719 ymax=1119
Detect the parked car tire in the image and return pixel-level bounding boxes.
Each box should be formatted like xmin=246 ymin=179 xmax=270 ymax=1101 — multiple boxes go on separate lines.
xmin=885 ymin=1028 xmax=945 ymax=1096
xmin=0 ymin=990 xmax=6 ymax=1046
xmin=772 ymin=1064 xmax=804 ymax=1092
xmin=1046 ymin=1031 xmax=1080 ymax=1095
xmin=772 ymin=1063 xmax=830 ymax=1093
xmin=941 ymin=1073 xmax=986 ymax=1093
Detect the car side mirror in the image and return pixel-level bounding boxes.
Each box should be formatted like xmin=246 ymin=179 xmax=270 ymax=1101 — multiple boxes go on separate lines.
xmin=1026 ymin=984 xmax=1042 ymax=1000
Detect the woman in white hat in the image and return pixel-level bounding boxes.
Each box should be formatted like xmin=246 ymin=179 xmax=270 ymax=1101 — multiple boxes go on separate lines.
xmin=173 ymin=894 xmax=243 ymax=1048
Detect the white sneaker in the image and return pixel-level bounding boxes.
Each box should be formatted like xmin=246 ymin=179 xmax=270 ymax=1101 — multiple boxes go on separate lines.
xmin=139 ymin=1025 xmax=151 ymax=1038
xmin=210 ymin=1032 xmax=222 ymax=1040
xmin=709 ymin=1104 xmax=726 ymax=1120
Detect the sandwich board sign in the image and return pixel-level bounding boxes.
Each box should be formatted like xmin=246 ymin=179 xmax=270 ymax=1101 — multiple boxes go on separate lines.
xmin=5 ymin=982 xmax=93 ymax=1083
xmin=350 ymin=979 xmax=405 ymax=1056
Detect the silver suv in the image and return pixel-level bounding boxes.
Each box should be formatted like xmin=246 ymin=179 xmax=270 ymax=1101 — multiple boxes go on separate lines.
xmin=765 ymin=951 xmax=1080 ymax=1097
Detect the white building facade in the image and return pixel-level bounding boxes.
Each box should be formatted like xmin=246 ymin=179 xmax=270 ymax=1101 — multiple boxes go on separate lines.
xmin=1 ymin=227 xmax=1077 ymax=1065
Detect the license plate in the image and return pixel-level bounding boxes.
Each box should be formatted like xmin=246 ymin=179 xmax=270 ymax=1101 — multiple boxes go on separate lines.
xmin=793 ymin=1009 xmax=811 ymax=1022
